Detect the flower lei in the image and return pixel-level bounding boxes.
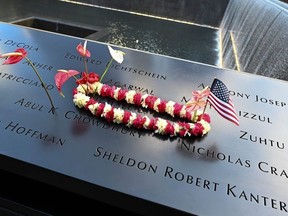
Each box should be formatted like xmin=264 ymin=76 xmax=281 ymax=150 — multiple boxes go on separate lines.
xmin=72 ymin=75 xmax=211 ymax=137
xmin=55 ymin=40 xmax=212 ymax=138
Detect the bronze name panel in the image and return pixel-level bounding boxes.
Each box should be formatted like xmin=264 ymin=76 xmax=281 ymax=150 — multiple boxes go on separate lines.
xmin=0 ymin=22 xmax=287 ymax=215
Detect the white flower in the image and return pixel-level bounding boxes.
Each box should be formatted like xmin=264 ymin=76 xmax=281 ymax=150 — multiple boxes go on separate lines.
xmin=155 ymin=118 xmax=168 ymax=135
xmin=88 ymin=103 xmax=99 ymax=115
xmin=141 ymin=94 xmax=149 ymax=108
xmin=108 ymin=45 xmax=125 ymax=63
xmin=179 ymin=106 xmax=187 ymax=118
xmin=96 ymin=82 xmax=103 ymax=95
xmin=73 ymin=93 xmax=90 ymax=108
xmin=113 ymin=108 xmax=124 ymax=124
xmin=190 ymin=110 xmax=202 ymax=122
xmin=153 ymin=98 xmax=161 ymax=112
xmin=76 ymin=84 xmax=88 ymax=94
xmin=127 ymin=112 xmax=137 ymax=127
xmin=143 ymin=116 xmax=151 ymax=129
xmin=88 ymin=84 xmax=96 ymax=94
xmin=90 ymin=82 xmax=99 ymax=93
xmin=174 ymin=123 xmax=180 ymax=134
xmin=102 ymin=102 xmax=112 ymax=117
xmin=125 ymin=90 xmax=136 ymax=104
xmin=165 ymin=101 xmax=175 ymax=116
xmin=199 ymin=120 xmax=211 ymax=134
xmin=113 ymin=87 xmax=121 ymax=100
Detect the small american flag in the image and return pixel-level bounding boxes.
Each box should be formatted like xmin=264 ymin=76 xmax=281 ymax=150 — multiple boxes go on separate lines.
xmin=207 ymin=78 xmax=239 ymax=126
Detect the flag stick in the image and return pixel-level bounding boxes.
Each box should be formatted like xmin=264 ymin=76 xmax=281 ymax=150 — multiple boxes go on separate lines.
xmin=202 ymin=98 xmax=209 ymax=116
xmin=202 ymin=78 xmax=216 ymax=116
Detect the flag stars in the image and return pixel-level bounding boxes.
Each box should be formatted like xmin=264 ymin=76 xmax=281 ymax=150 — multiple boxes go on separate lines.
xmin=207 ymin=78 xmax=239 ymax=126
xmin=213 ymin=80 xmax=229 ymax=103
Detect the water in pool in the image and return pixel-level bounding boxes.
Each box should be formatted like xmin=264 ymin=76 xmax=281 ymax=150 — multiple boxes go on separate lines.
xmin=96 ymin=15 xmax=220 ymax=67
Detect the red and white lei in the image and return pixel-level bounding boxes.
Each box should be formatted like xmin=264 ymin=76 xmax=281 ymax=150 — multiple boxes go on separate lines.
xmin=53 ymin=42 xmax=211 ymax=138
xmin=72 ymin=80 xmax=211 ymax=138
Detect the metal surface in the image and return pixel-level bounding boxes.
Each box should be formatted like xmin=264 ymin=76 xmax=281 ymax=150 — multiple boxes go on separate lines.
xmin=0 ymin=22 xmax=288 ymax=215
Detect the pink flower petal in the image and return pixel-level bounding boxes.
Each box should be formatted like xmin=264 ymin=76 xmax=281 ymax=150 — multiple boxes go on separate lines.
xmin=1 ymin=48 xmax=27 ymax=65
xmin=76 ymin=40 xmax=91 ymax=57
xmin=55 ymin=70 xmax=80 ymax=97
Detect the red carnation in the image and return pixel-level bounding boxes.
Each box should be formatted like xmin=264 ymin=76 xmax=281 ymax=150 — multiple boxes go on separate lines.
xmin=178 ymin=122 xmax=190 ymax=137
xmin=73 ymin=88 xmax=78 ymax=95
xmin=148 ymin=118 xmax=156 ymax=130
xmin=100 ymin=84 xmax=112 ymax=97
xmin=122 ymin=111 xmax=132 ymax=125
xmin=105 ymin=85 xmax=113 ymax=97
xmin=192 ymin=123 xmax=204 ymax=136
xmin=198 ymin=113 xmax=211 ymax=123
xmin=179 ymin=130 xmax=186 ymax=137
xmin=133 ymin=93 xmax=142 ymax=106
xmin=76 ymin=72 xmax=88 ymax=84
xmin=185 ymin=111 xmax=192 ymax=121
xmin=76 ymin=72 xmax=100 ymax=84
xmin=145 ymin=95 xmax=157 ymax=110
xmin=105 ymin=108 xmax=114 ymax=122
xmin=95 ymin=103 xmax=105 ymax=117
xmin=133 ymin=115 xmax=146 ymax=129
xmin=152 ymin=118 xmax=159 ymax=130
xmin=110 ymin=86 xmax=116 ymax=98
xmin=173 ymin=103 xmax=183 ymax=116
xmin=117 ymin=89 xmax=128 ymax=101
xmin=87 ymin=72 xmax=100 ymax=83
xmin=164 ymin=122 xmax=175 ymax=136
xmin=85 ymin=98 xmax=97 ymax=110
xmin=158 ymin=100 xmax=167 ymax=113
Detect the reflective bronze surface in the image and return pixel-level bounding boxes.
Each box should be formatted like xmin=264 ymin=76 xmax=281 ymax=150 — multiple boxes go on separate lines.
xmin=0 ymin=22 xmax=288 ymax=215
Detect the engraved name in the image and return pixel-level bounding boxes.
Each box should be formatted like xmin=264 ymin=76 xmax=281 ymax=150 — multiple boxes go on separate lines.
xmin=180 ymin=141 xmax=251 ymax=168
xmin=238 ymin=111 xmax=272 ymax=124
xmin=64 ymin=110 xmax=142 ymax=138
xmin=94 ymin=146 xmax=157 ymax=173
xmin=107 ymin=80 xmax=154 ymax=95
xmin=109 ymin=63 xmax=167 ymax=80
xmin=226 ymin=184 xmax=287 ymax=212
xmin=4 ymin=121 xmax=66 ymax=145
xmin=254 ymin=95 xmax=287 ymax=107
xmin=3 ymin=40 xmax=39 ymax=51
xmin=64 ymin=52 xmax=167 ymax=80
xmin=15 ymin=98 xmax=44 ymax=112
xmin=258 ymin=161 xmax=288 ymax=179
xmin=240 ymin=130 xmax=285 ymax=150
xmin=163 ymin=166 xmax=219 ymax=191
xmin=94 ymin=145 xmax=221 ymax=192
xmin=92 ymin=145 xmax=288 ymax=212
xmin=230 ymin=91 xmax=287 ymax=108
xmin=64 ymin=52 xmax=102 ymax=65
xmin=22 ymin=60 xmax=53 ymax=71
xmin=0 ymin=72 xmax=54 ymax=90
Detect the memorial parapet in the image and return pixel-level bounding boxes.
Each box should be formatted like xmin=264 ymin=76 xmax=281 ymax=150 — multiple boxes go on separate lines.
xmin=0 ymin=22 xmax=287 ymax=215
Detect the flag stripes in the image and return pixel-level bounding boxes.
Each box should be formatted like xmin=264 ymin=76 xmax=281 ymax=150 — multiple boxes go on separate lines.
xmin=207 ymin=78 xmax=239 ymax=126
